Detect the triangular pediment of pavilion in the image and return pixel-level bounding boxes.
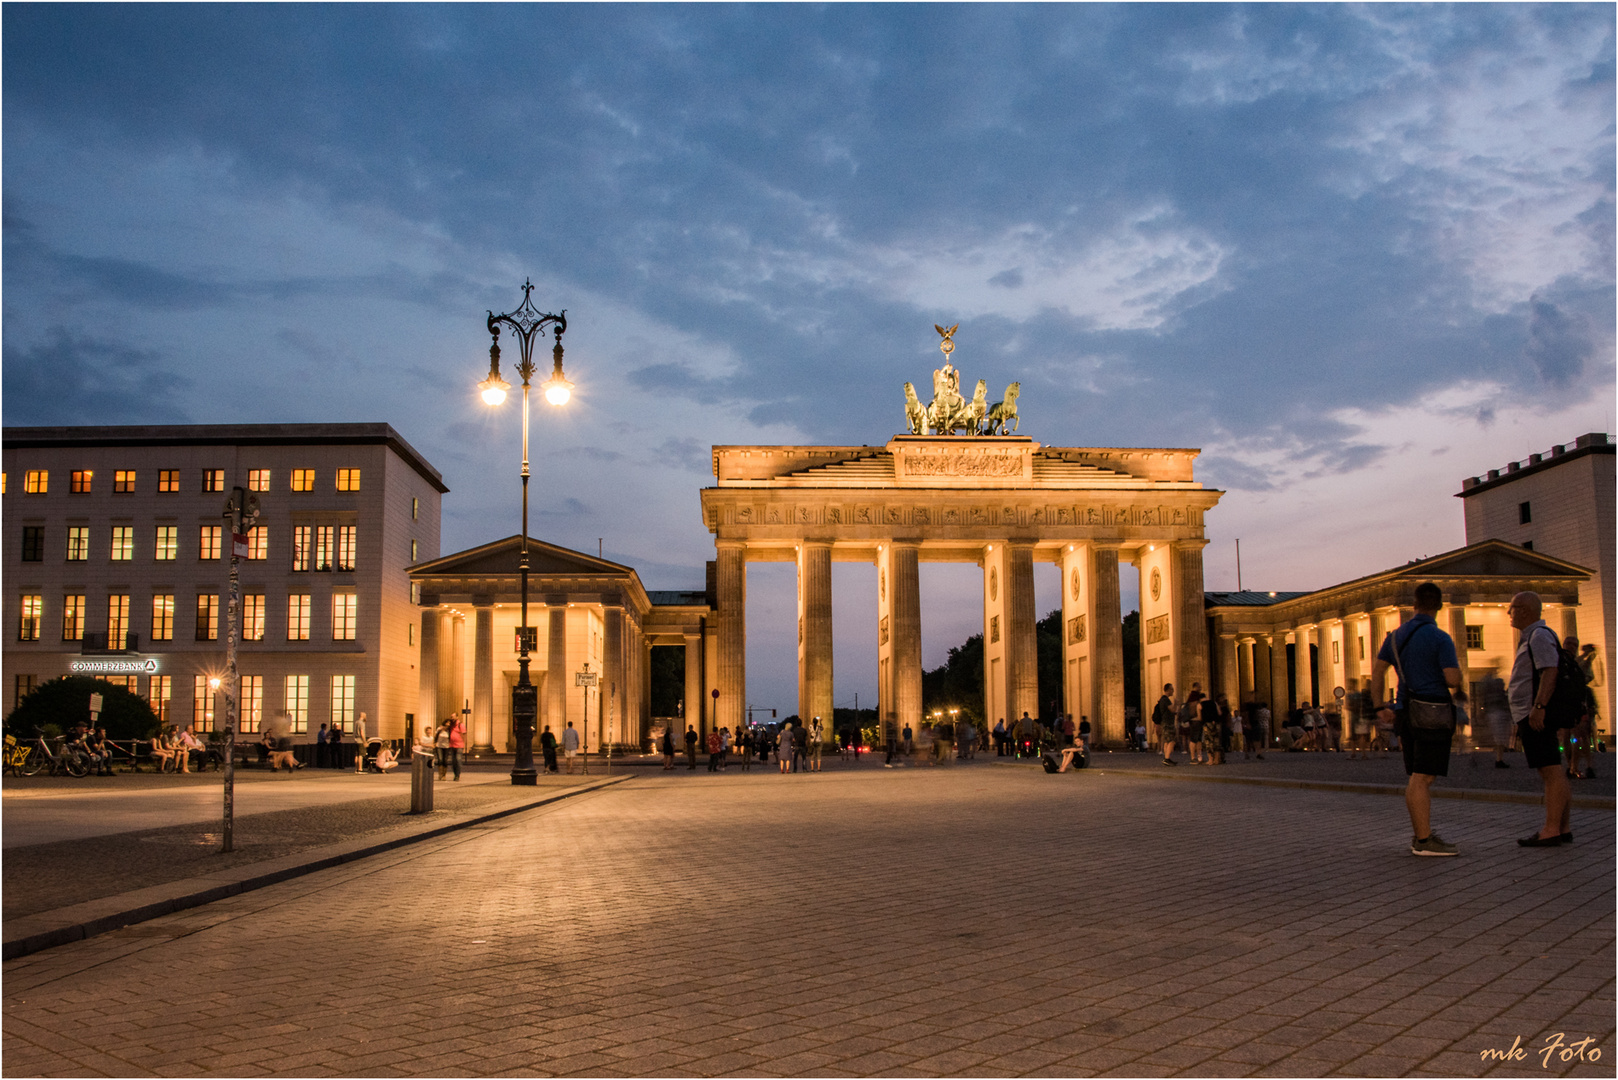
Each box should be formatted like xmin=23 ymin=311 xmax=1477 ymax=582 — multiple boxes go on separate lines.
xmin=1384 ymin=540 xmax=1589 ymax=581
xmin=409 ymin=536 xmax=634 ymax=579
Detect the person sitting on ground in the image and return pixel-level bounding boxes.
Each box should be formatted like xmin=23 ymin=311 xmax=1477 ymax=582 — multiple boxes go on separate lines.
xmin=374 ymin=744 xmax=399 ymax=773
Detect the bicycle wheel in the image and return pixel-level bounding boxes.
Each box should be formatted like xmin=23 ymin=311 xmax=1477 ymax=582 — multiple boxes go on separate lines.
xmin=64 ymin=752 xmax=90 ymax=778
xmin=19 ymin=747 xmax=46 ymax=776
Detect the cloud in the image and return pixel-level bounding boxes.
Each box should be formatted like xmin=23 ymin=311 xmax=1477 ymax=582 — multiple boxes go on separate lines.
xmin=1525 ymin=295 xmax=1596 ymax=384
xmin=2 ymin=330 xmax=192 ymax=426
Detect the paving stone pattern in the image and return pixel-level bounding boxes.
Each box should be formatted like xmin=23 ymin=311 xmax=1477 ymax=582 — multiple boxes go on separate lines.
xmin=3 ymin=770 xmax=1612 ymax=1077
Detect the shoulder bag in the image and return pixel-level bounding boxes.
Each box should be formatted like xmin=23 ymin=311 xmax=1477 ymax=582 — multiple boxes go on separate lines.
xmin=1390 ymin=623 xmax=1455 ymax=731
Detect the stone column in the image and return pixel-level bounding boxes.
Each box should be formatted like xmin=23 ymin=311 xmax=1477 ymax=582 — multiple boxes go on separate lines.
xmin=1090 ymin=545 xmax=1125 ymax=745
xmin=1316 ymin=622 xmax=1335 ymax=711
xmin=1448 ymin=605 xmax=1471 ymax=726
xmin=890 ymin=541 xmax=923 ymax=736
xmin=1218 ymin=634 xmax=1239 ymax=707
xmin=683 ymin=631 xmax=704 ymax=738
xmin=604 ymin=606 xmax=624 ymax=749
xmin=1343 ymin=616 xmax=1363 ymax=692
xmin=1368 ymin=610 xmax=1391 ymax=702
xmin=1238 ymin=638 xmax=1256 ymax=702
xmin=1172 ymin=541 xmax=1210 ymax=695
xmin=1006 ymin=541 xmax=1039 ymax=721
xmin=638 ymin=623 xmax=652 ymax=747
xmin=797 ymin=540 xmax=834 ymax=729
xmin=715 ymin=542 xmax=746 ymax=734
xmin=417 ymin=606 xmax=439 ymax=741
xmin=472 ymin=603 xmax=495 ymax=752
xmin=546 ymin=607 xmax=568 ymax=736
xmin=447 ymin=613 xmax=467 ymax=726
xmin=1268 ymin=632 xmax=1290 ymax=713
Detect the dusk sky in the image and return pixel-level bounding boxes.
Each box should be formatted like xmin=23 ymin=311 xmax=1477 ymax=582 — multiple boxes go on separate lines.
xmin=5 ymin=4 xmax=1613 ymax=715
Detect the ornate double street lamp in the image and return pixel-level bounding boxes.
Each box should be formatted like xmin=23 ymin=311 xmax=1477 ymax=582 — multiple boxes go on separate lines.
xmin=479 ymin=280 xmax=571 ymax=786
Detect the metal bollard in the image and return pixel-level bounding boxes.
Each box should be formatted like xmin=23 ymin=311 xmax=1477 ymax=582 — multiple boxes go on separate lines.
xmin=410 ymin=752 xmax=434 ymax=813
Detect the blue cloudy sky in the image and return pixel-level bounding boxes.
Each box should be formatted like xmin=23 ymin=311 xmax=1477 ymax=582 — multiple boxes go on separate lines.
xmin=5 ymin=4 xmax=1613 ymax=714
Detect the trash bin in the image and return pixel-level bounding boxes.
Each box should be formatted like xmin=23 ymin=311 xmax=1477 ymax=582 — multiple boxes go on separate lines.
xmin=410 ymin=751 xmax=434 ymax=813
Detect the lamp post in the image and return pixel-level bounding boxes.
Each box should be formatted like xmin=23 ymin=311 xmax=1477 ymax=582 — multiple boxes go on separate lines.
xmin=479 ymin=280 xmax=570 ymax=786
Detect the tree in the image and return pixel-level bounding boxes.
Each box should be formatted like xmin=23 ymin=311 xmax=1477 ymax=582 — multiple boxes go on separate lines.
xmin=649 ymin=645 xmax=684 ymax=716
xmin=924 ymin=610 xmax=1140 ymax=721
xmin=5 ymin=676 xmax=159 ymax=741
xmin=922 ymin=631 xmax=984 ymax=721
xmin=1122 ymin=610 xmax=1141 ymax=713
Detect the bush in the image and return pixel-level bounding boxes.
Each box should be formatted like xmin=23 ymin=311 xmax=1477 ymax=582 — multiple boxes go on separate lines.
xmin=4 ymin=676 xmax=160 ymax=741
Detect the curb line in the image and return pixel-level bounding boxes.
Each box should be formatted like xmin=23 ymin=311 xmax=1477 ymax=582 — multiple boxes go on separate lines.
xmin=1082 ymin=766 xmax=1616 ymax=809
xmin=2 ymin=774 xmax=632 ymax=962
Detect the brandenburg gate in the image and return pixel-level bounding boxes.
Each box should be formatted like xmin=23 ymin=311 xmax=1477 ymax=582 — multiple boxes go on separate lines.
xmin=700 ymin=329 xmax=1224 ymax=745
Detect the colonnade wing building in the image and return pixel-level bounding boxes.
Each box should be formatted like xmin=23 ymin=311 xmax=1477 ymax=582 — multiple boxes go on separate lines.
xmin=700 ymin=435 xmax=1224 ymax=745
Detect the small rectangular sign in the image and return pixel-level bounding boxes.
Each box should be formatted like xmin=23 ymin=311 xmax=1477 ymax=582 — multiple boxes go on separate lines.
xmin=514 ymin=626 xmax=538 ymax=653
xmin=70 ymin=658 xmax=159 ymax=675
xmin=232 ymin=532 xmax=250 ymax=558
xmin=575 ymin=671 xmax=599 ymax=687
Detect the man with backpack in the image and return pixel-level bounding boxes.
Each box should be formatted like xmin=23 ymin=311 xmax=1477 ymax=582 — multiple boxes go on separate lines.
xmin=1507 ymin=592 xmax=1575 ymax=847
xmin=1152 ymin=684 xmax=1178 ymax=765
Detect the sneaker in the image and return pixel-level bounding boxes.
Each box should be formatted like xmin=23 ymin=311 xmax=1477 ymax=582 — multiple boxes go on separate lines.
xmin=1411 ymin=834 xmax=1458 ymax=857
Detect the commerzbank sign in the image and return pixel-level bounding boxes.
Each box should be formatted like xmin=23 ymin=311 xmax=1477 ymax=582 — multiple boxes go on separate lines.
xmin=69 ymin=658 xmax=160 ymax=675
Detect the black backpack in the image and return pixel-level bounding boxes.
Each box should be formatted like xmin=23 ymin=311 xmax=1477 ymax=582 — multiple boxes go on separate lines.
xmin=1529 ymin=627 xmax=1587 ymax=729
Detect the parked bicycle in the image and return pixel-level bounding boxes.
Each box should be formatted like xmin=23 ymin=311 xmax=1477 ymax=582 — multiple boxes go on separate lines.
xmin=8 ymin=730 xmax=91 ymax=777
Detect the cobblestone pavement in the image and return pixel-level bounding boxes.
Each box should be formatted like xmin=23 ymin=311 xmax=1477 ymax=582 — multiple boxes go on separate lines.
xmin=3 ymin=769 xmax=1612 ymax=1078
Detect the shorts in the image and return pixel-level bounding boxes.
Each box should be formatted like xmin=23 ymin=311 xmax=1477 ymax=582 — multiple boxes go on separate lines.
xmin=1517 ymin=719 xmax=1566 ymax=771
xmin=1398 ymin=711 xmax=1451 ymax=777
xmin=564 ymin=749 xmax=578 ymax=759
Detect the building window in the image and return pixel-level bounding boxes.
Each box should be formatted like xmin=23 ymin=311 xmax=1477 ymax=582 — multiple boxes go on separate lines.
xmin=291 ymin=469 xmax=315 ymax=492
xmin=71 ymin=470 xmax=93 ymax=494
xmin=193 ymin=676 xmax=216 ymax=733
xmin=1359 ymin=635 xmax=1366 ymax=661
xmin=410 ymin=538 xmax=419 ymax=562
xmin=24 ymin=470 xmax=48 ymax=494
xmin=1465 ymin=624 xmax=1484 ymax=650
xmin=285 ymin=675 xmax=309 ymax=733
xmin=292 ymin=526 xmax=311 ymax=572
xmin=115 ymin=470 xmax=137 ymax=493
xmin=199 ymin=526 xmax=222 ymax=560
xmin=408 ymin=622 xmax=415 ymax=646
xmin=314 ymin=526 xmax=334 ymax=571
xmin=66 ymin=526 xmax=89 ymax=561
xmin=154 ymin=525 xmax=178 ymax=561
xmin=62 ymin=595 xmax=85 ymax=641
xmin=110 ymin=526 xmax=134 ymax=561
xmin=411 ymin=583 xmax=421 ymax=605
xmin=247 ymin=526 xmax=269 ymax=561
xmin=108 ymin=594 xmax=130 ymax=647
xmin=21 ymin=526 xmax=44 ymax=562
xmin=247 ymin=469 xmax=271 ymax=492
xmin=158 ymin=470 xmax=180 ymax=493
xmin=332 ymin=593 xmax=358 ymax=641
xmin=1331 ymin=640 xmax=1340 ymax=664
xmin=151 ymin=594 xmax=174 ymax=641
xmin=337 ymin=526 xmax=357 ymax=571
xmin=18 ymin=595 xmax=42 ymax=641
xmin=202 ymin=469 xmax=224 ymax=493
xmin=336 ymin=468 xmax=360 ymax=492
xmin=1519 ymin=501 xmax=1532 ymax=525
xmin=240 ymin=675 xmax=264 ymax=734
xmin=287 ymin=594 xmax=311 ymax=640
xmin=15 ymin=674 xmax=37 ymax=709
xmin=243 ymin=594 xmax=266 ymax=641
xmin=331 ymin=674 xmax=356 ymax=733
xmin=149 ymin=675 xmax=171 ymax=724
xmin=412 ymin=497 xmax=419 ymax=520
xmin=1523 ymin=540 xmax=1534 ymax=551
xmin=195 ymin=594 xmax=219 ymax=641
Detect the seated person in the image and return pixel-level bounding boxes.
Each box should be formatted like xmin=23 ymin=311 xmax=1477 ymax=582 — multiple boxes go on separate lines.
xmin=269 ymin=729 xmax=299 ymax=772
xmin=176 ymin=726 xmax=203 ymax=773
xmin=150 ymin=728 xmax=176 ymax=772
xmin=374 ymin=744 xmax=399 ymax=773
xmin=1278 ymin=721 xmax=1308 ymax=751
xmin=86 ymin=727 xmax=114 ymax=775
xmin=256 ymin=730 xmax=274 ymax=764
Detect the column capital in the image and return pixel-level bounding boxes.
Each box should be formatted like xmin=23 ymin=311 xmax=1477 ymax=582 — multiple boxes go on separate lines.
xmin=1171 ymin=537 xmax=1212 ymax=552
xmin=715 ymin=539 xmax=748 ymax=553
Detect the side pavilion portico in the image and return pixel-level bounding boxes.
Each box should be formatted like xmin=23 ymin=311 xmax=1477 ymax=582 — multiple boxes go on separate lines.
xmin=408 ymin=537 xmax=712 ymax=753
xmin=701 ymin=435 xmax=1224 ymax=744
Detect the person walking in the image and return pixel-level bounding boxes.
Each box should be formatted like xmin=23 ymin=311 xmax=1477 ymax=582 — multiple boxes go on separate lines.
xmin=739 ymin=726 xmax=754 ymax=772
xmin=1371 ymin=582 xmax=1463 ymax=856
xmin=445 ymin=713 xmax=465 ymax=780
xmin=328 ymin=724 xmax=344 ymax=769
xmin=684 ymin=725 xmax=699 ymax=770
xmin=354 ymin=712 xmax=369 ymax=773
xmin=433 ymin=719 xmax=452 ymax=780
xmin=1561 ymin=636 xmax=1596 ymax=780
xmin=808 ymin=717 xmax=824 ymax=772
xmin=315 ymin=723 xmax=329 ymax=768
xmin=562 ymin=721 xmax=581 ymax=774
xmin=660 ymin=725 xmax=676 ymax=770
xmin=778 ymin=720 xmax=793 ymax=774
xmin=540 ymin=725 xmax=559 ymax=774
xmin=1152 ymin=684 xmax=1178 ymax=765
xmin=706 ymin=727 xmax=722 ymax=772
xmin=902 ymin=723 xmax=914 ymax=757
xmin=1481 ymin=676 xmax=1513 ymax=768
xmin=1507 ymin=592 xmax=1573 ymax=846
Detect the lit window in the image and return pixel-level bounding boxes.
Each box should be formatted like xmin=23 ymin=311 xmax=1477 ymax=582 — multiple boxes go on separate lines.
xmin=412 ymin=497 xmax=419 ymax=520
xmin=62 ymin=595 xmax=85 ymax=641
xmin=149 ymin=675 xmax=171 ymax=723
xmin=291 ymin=469 xmax=315 ymax=492
xmin=199 ymin=526 xmax=222 ymax=560
xmin=315 ymin=526 xmax=334 ymax=571
xmin=151 ymin=595 xmax=174 ymax=641
xmin=408 ymin=623 xmax=415 ymax=646
xmin=14 ymin=673 xmax=36 ymax=707
xmin=411 ymin=583 xmax=421 ymax=605
xmin=330 ymin=674 xmax=355 ymax=732
xmin=21 ymin=526 xmax=44 ymax=562
xmin=332 ymin=593 xmax=358 ymax=640
xmin=71 ymin=470 xmax=93 ymax=494
xmin=240 ymin=675 xmax=263 ymax=734
xmin=202 ymin=469 xmax=224 ymax=493
xmin=247 ymin=526 xmax=268 ymax=561
xmin=67 ymin=527 xmax=89 ymax=561
xmin=114 ymin=470 xmax=136 ymax=493
xmin=1465 ymin=625 xmax=1484 ymax=651
xmin=1331 ymin=640 xmax=1340 ymax=664
xmin=108 ymin=594 xmax=130 ymax=647
xmin=337 ymin=526 xmax=357 ymax=571
xmin=248 ymin=469 xmax=271 ymax=492
xmin=24 ymin=470 xmax=47 ymax=494
xmin=287 ymin=594 xmax=311 ymax=640
xmin=284 ymin=675 xmax=309 ymax=733
xmin=1358 ymin=636 xmax=1366 ymax=661
xmin=2 ymin=474 xmax=6 ymax=495
xmin=243 ymin=594 xmax=265 ymax=641
xmin=155 ymin=526 xmax=178 ymax=561
xmin=195 ymin=594 xmax=219 ymax=641
xmin=110 ymin=526 xmax=134 ymax=561
xmin=193 ymin=676 xmax=215 ymax=733
xmin=18 ymin=595 xmax=42 ymax=641
xmin=336 ymin=468 xmax=360 ymax=491
xmin=411 ymin=538 xmax=419 ymax=562
xmin=292 ymin=526 xmax=311 ymax=572
xmin=158 ymin=470 xmax=180 ymax=493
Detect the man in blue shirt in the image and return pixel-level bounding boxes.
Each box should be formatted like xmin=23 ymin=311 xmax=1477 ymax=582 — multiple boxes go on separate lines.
xmin=1370 ymin=582 xmax=1462 ymax=856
